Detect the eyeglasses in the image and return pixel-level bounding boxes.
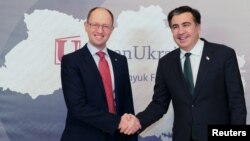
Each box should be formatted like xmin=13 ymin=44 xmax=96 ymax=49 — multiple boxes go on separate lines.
xmin=88 ymin=22 xmax=113 ymax=31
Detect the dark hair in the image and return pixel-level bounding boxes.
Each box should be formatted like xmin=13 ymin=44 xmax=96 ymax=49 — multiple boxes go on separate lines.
xmin=86 ymin=7 xmax=114 ymax=25
xmin=167 ymin=6 xmax=201 ymax=27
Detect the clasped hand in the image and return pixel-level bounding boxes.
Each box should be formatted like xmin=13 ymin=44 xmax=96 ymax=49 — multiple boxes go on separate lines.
xmin=118 ymin=113 xmax=141 ymax=135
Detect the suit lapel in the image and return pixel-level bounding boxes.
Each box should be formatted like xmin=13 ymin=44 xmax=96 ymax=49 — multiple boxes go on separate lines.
xmin=173 ymin=49 xmax=193 ymax=100
xmin=107 ymin=49 xmax=119 ymax=94
xmin=193 ymin=41 xmax=214 ymax=100
xmin=80 ymin=45 xmax=106 ymax=98
xmin=107 ymin=49 xmax=121 ymax=112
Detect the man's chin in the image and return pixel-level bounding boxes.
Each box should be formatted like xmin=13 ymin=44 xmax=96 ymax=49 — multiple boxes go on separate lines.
xmin=92 ymin=43 xmax=106 ymax=48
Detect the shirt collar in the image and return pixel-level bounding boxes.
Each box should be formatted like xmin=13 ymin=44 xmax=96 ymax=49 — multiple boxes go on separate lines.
xmin=87 ymin=42 xmax=109 ymax=57
xmin=180 ymin=39 xmax=204 ymax=59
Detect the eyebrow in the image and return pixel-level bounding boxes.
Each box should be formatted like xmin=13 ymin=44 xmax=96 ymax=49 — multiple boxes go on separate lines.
xmin=172 ymin=21 xmax=191 ymax=27
xmin=182 ymin=22 xmax=191 ymax=25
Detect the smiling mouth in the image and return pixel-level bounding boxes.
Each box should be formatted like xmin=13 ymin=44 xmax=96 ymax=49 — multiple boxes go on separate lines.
xmin=179 ymin=37 xmax=186 ymax=43
xmin=178 ymin=35 xmax=189 ymax=42
xmin=95 ymin=34 xmax=104 ymax=39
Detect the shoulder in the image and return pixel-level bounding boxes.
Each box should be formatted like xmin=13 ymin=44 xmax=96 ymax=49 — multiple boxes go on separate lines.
xmin=202 ymin=38 xmax=237 ymax=61
xmin=61 ymin=46 xmax=88 ymax=64
xmin=202 ymin=38 xmax=235 ymax=53
xmin=108 ymin=49 xmax=127 ymax=60
xmin=159 ymin=48 xmax=179 ymax=63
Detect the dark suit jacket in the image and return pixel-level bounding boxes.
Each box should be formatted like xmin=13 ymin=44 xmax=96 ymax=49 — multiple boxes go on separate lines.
xmin=137 ymin=39 xmax=247 ymax=141
xmin=60 ymin=44 xmax=137 ymax=141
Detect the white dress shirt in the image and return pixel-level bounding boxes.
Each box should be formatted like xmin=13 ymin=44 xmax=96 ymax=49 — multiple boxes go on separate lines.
xmin=180 ymin=39 xmax=204 ymax=86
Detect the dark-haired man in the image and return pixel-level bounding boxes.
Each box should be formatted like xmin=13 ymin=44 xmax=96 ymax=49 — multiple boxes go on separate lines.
xmin=122 ymin=5 xmax=247 ymax=141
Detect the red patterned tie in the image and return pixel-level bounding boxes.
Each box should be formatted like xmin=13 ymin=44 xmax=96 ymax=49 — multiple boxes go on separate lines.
xmin=96 ymin=51 xmax=115 ymax=114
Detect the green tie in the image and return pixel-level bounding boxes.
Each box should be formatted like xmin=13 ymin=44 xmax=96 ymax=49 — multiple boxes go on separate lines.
xmin=184 ymin=53 xmax=194 ymax=96
xmin=184 ymin=53 xmax=197 ymax=140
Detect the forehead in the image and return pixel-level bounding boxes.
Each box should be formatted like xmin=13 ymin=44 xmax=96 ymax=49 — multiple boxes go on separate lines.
xmin=88 ymin=8 xmax=112 ymax=24
xmin=171 ymin=12 xmax=194 ymax=25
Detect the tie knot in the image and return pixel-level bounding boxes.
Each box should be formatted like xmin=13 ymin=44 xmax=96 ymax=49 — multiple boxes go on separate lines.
xmin=96 ymin=51 xmax=105 ymax=59
xmin=185 ymin=52 xmax=192 ymax=58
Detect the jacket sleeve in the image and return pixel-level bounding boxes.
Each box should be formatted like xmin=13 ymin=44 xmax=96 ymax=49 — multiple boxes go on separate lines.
xmin=224 ymin=49 xmax=247 ymax=124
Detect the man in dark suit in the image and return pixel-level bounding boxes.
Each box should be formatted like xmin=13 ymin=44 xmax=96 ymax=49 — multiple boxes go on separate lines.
xmin=60 ymin=7 xmax=138 ymax=141
xmin=120 ymin=6 xmax=247 ymax=141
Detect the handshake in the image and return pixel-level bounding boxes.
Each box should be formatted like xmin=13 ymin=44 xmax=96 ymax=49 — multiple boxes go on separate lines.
xmin=118 ymin=113 xmax=141 ymax=135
